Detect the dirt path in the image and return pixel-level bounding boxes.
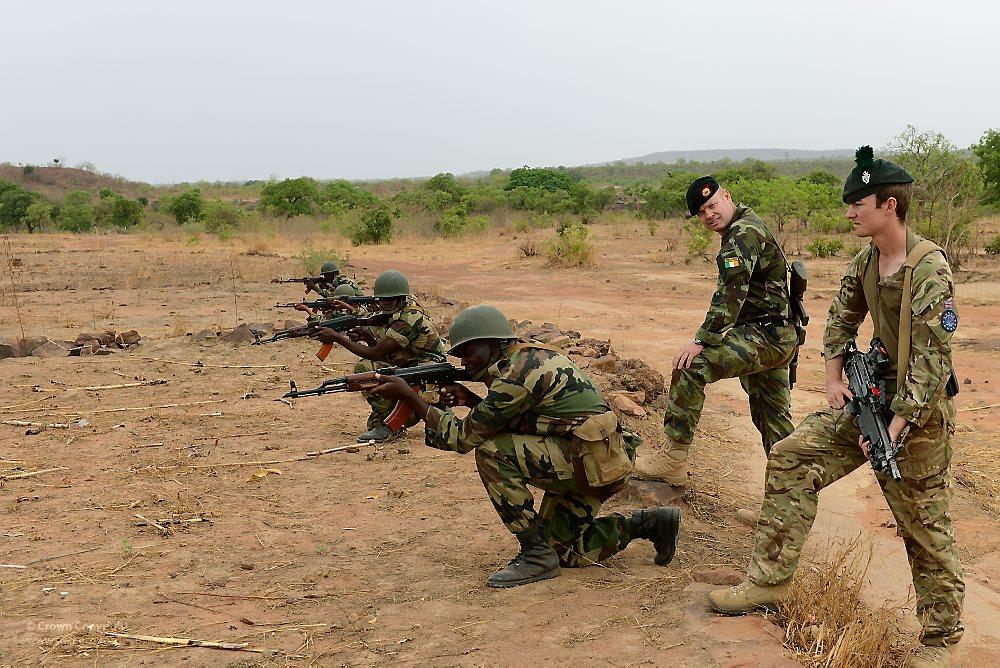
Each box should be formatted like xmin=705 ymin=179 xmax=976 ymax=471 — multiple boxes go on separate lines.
xmin=2 ymin=228 xmax=998 ymax=665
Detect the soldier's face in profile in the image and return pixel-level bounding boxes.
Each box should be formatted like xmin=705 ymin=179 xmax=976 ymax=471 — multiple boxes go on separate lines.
xmin=845 ymin=194 xmax=894 ymax=238
xmin=455 ymin=340 xmax=495 ymax=376
xmin=697 ymin=189 xmax=736 ymax=233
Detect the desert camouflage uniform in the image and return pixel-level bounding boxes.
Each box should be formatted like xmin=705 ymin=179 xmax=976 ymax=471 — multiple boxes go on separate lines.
xmin=664 ymin=205 xmax=797 ymax=454
xmin=356 ymin=298 xmax=446 ymax=429
xmin=747 ymin=230 xmax=964 ymax=647
xmin=424 ymin=343 xmax=640 ymax=567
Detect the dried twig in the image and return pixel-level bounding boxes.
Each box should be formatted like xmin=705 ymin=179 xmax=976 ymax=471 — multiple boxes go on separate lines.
xmin=175 ymin=591 xmax=286 ymax=601
xmin=84 ymin=379 xmax=168 ymax=391
xmin=25 ymin=545 xmax=100 ymax=565
xmin=134 ymin=514 xmax=172 ymax=535
xmin=90 ymin=400 xmax=226 ymax=414
xmin=1 ymin=563 xmax=26 ymax=569
xmin=959 ymin=402 xmax=1000 ymax=412
xmin=1 ymin=466 xmax=67 ymax=481
xmin=143 ymin=356 xmax=288 ymax=370
xmin=3 ymin=419 xmax=72 ymax=429
xmin=104 ymin=632 xmax=267 ymax=653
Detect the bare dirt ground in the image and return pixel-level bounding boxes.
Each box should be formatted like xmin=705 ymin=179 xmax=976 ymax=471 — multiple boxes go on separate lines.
xmin=2 ymin=226 xmax=999 ymax=666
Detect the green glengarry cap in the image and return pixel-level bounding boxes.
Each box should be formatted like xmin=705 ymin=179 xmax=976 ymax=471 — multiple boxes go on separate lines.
xmin=447 ymin=304 xmax=515 ymax=354
xmin=373 ymin=270 xmax=410 ymax=298
xmin=842 ymin=145 xmax=914 ymax=203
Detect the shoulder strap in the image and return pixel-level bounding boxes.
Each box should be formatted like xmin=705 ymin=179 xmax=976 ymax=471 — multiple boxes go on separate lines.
xmin=861 ymin=244 xmax=880 ymax=335
xmin=897 ymin=240 xmax=945 ymax=388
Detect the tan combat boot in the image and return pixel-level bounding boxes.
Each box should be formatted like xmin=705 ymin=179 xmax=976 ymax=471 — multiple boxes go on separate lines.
xmin=633 ymin=447 xmax=689 ymax=485
xmin=907 ymin=645 xmax=954 ymax=668
xmin=707 ymin=578 xmax=791 ymax=615
xmin=735 ymin=508 xmax=759 ymax=526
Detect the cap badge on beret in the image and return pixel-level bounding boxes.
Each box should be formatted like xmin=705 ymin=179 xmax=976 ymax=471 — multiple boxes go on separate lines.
xmin=701 ymin=186 xmax=711 ymax=197
xmin=862 ymin=171 xmax=870 ymax=184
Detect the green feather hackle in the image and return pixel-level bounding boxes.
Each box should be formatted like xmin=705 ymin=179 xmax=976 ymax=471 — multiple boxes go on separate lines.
xmin=855 ymin=145 xmax=875 ymax=167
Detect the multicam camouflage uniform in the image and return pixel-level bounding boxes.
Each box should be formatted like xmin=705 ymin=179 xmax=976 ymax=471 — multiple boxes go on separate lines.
xmin=356 ymin=298 xmax=446 ymax=430
xmin=663 ymin=205 xmax=797 ymax=454
xmin=424 ymin=342 xmax=640 ymax=567
xmin=747 ymin=229 xmax=964 ymax=647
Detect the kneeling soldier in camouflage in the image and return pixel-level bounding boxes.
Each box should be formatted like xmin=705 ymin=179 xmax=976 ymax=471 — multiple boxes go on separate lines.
xmin=311 ymin=270 xmax=445 ymax=443
xmin=707 ymin=148 xmax=964 ymax=668
xmin=635 ymin=176 xmax=798 ymax=485
xmin=366 ymin=305 xmax=682 ymax=588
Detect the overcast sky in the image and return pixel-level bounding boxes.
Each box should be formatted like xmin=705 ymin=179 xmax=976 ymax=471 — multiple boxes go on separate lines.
xmin=2 ymin=1 xmax=997 ymax=184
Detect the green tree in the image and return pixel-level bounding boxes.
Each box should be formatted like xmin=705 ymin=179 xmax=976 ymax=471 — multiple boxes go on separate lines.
xmin=202 ymin=199 xmax=243 ymax=233
xmin=318 ymin=179 xmax=378 ymax=214
xmin=23 ymin=201 xmax=53 ymax=232
xmin=351 ymin=203 xmax=399 ymax=245
xmin=260 ymin=177 xmax=319 ymax=217
xmin=0 ymin=180 xmax=36 ymax=231
xmin=972 ymin=128 xmax=1000 ymax=205
xmin=58 ymin=190 xmax=95 ymax=232
xmin=424 ymin=172 xmax=466 ymax=199
xmin=109 ymin=196 xmax=144 ymax=228
xmin=504 ymin=167 xmax=577 ymax=192
xmin=167 ymin=189 xmax=205 ymax=224
xmin=888 ymin=126 xmax=982 ymax=268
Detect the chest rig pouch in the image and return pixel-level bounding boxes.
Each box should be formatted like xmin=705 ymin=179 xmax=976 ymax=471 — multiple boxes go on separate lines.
xmin=572 ymin=411 xmax=633 ymax=487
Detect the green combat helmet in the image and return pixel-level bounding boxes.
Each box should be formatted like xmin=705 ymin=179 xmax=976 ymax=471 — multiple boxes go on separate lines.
xmin=373 ymin=270 xmax=410 ymax=298
xmin=447 ymin=304 xmax=515 ymax=354
xmin=333 ymin=283 xmax=362 ymax=298
xmin=320 ymin=260 xmax=340 ymax=276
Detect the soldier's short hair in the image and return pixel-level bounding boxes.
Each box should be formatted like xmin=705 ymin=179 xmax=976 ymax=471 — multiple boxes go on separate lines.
xmin=875 ymin=182 xmax=913 ymax=223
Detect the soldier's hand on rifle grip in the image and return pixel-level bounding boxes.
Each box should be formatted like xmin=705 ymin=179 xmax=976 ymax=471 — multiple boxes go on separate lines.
xmin=857 ymin=434 xmax=871 ymax=460
xmin=310 ymin=328 xmax=347 ymax=345
xmin=332 ymin=300 xmax=356 ymax=313
xmin=294 ymin=303 xmax=311 ymax=313
xmin=826 ymin=378 xmax=853 ymax=410
xmin=369 ymin=375 xmax=415 ymax=400
xmin=439 ymin=383 xmax=479 ymax=407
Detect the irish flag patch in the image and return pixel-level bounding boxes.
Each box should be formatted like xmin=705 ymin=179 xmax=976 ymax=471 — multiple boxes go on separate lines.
xmin=723 ymin=257 xmax=741 ymax=269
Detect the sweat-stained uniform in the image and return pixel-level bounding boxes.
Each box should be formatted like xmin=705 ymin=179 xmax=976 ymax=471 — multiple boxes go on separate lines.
xmin=355 ymin=298 xmax=446 ymax=430
xmin=747 ymin=229 xmax=964 ymax=648
xmin=423 ymin=343 xmax=640 ymax=567
xmin=663 ymin=205 xmax=797 ymax=453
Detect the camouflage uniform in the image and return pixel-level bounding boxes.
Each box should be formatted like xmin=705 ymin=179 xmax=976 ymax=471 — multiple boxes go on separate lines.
xmin=356 ymin=298 xmax=446 ymax=430
xmin=424 ymin=343 xmax=640 ymax=567
xmin=747 ymin=229 xmax=964 ymax=647
xmin=664 ymin=205 xmax=797 ymax=454
xmin=315 ymin=275 xmax=361 ymax=298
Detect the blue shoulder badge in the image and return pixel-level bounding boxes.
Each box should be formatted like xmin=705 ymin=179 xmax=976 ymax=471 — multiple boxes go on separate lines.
xmin=940 ymin=298 xmax=958 ymax=333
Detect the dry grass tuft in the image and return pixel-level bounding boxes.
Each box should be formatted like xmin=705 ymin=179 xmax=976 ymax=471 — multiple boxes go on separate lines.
xmin=776 ymin=537 xmax=919 ymax=667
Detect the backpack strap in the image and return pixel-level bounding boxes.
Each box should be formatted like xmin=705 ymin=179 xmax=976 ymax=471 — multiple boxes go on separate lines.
xmin=897 ymin=240 xmax=944 ymax=388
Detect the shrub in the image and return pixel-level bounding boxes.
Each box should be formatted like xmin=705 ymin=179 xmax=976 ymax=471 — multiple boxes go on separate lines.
xmin=647 ymin=220 xmax=660 ymax=236
xmin=22 ymin=165 xmax=34 ymax=178
xmin=545 ymin=222 xmax=594 ymax=267
xmin=806 ymin=236 xmax=845 ymax=258
xmin=167 ymin=189 xmax=205 ymax=224
xmin=203 ymin=199 xmax=244 ymax=233
xmin=57 ymin=190 xmax=95 ymax=232
xmin=985 ymin=234 xmax=1000 ymax=255
xmin=351 ymin=203 xmax=398 ymax=245
xmin=0 ymin=180 xmax=36 ymax=231
xmin=517 ymin=236 xmax=538 ymax=257
xmin=684 ymin=221 xmax=710 ymax=258
xmin=23 ymin=201 xmax=53 ymax=231
xmin=435 ymin=211 xmax=488 ymax=237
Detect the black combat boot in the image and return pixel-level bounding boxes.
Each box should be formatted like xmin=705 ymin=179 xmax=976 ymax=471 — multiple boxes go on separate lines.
xmin=629 ymin=507 xmax=681 ymax=565
xmin=487 ymin=527 xmax=561 ymax=588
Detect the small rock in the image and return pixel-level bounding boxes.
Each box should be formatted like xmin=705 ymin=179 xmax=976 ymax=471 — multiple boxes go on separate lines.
xmin=116 ymin=329 xmax=141 ymax=347
xmin=963 ymin=378 xmax=972 ymax=385
xmin=692 ymin=567 xmax=744 ymax=585
xmin=16 ymin=336 xmax=50 ymax=356
xmin=544 ymin=334 xmax=572 ymax=348
xmin=32 ymin=341 xmax=72 ymax=358
xmin=580 ymin=347 xmax=598 ymax=358
xmin=591 ymin=355 xmax=619 ymax=372
xmin=282 ymin=319 xmax=305 ymax=331
xmin=192 ymin=328 xmax=218 ymax=341
xmin=239 ymin=562 xmax=255 ymax=571
xmin=73 ymin=340 xmax=101 ymax=357
xmin=0 ymin=342 xmax=18 ymax=359
xmin=611 ymin=393 xmax=646 ymax=417
xmin=247 ymin=322 xmax=274 ymax=335
xmin=220 ymin=324 xmax=256 ymax=344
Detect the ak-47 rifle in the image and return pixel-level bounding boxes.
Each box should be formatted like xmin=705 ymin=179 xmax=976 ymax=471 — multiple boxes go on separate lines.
xmin=788 ymin=260 xmax=809 ymax=388
xmin=274 ymin=296 xmax=378 ymax=309
xmin=844 ymin=338 xmax=901 ymax=480
xmin=283 ymin=362 xmax=470 ymax=431
xmin=251 ymin=312 xmax=392 ymax=361
xmin=271 ymin=276 xmax=328 ymax=286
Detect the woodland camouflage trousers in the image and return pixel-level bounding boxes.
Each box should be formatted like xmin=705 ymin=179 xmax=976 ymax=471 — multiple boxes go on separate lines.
xmin=663 ymin=322 xmax=797 ymax=454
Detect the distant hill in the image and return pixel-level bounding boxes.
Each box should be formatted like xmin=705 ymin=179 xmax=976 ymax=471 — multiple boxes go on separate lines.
xmin=0 ymin=165 xmax=153 ymax=200
xmin=611 ymin=148 xmax=854 ymax=165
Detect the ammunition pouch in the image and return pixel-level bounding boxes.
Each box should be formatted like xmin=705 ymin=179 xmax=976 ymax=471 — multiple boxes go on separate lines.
xmin=573 ymin=411 xmax=633 ymax=487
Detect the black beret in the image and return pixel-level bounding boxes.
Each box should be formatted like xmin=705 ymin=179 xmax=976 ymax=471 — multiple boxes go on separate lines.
xmin=686 ymin=176 xmax=720 ymax=216
xmin=842 ymin=146 xmax=914 ymax=203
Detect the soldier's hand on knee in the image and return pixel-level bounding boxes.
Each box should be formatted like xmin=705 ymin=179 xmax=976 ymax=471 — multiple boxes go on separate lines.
xmin=674 ymin=341 xmax=704 ymax=370
xmin=825 ymin=378 xmax=853 ymax=409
